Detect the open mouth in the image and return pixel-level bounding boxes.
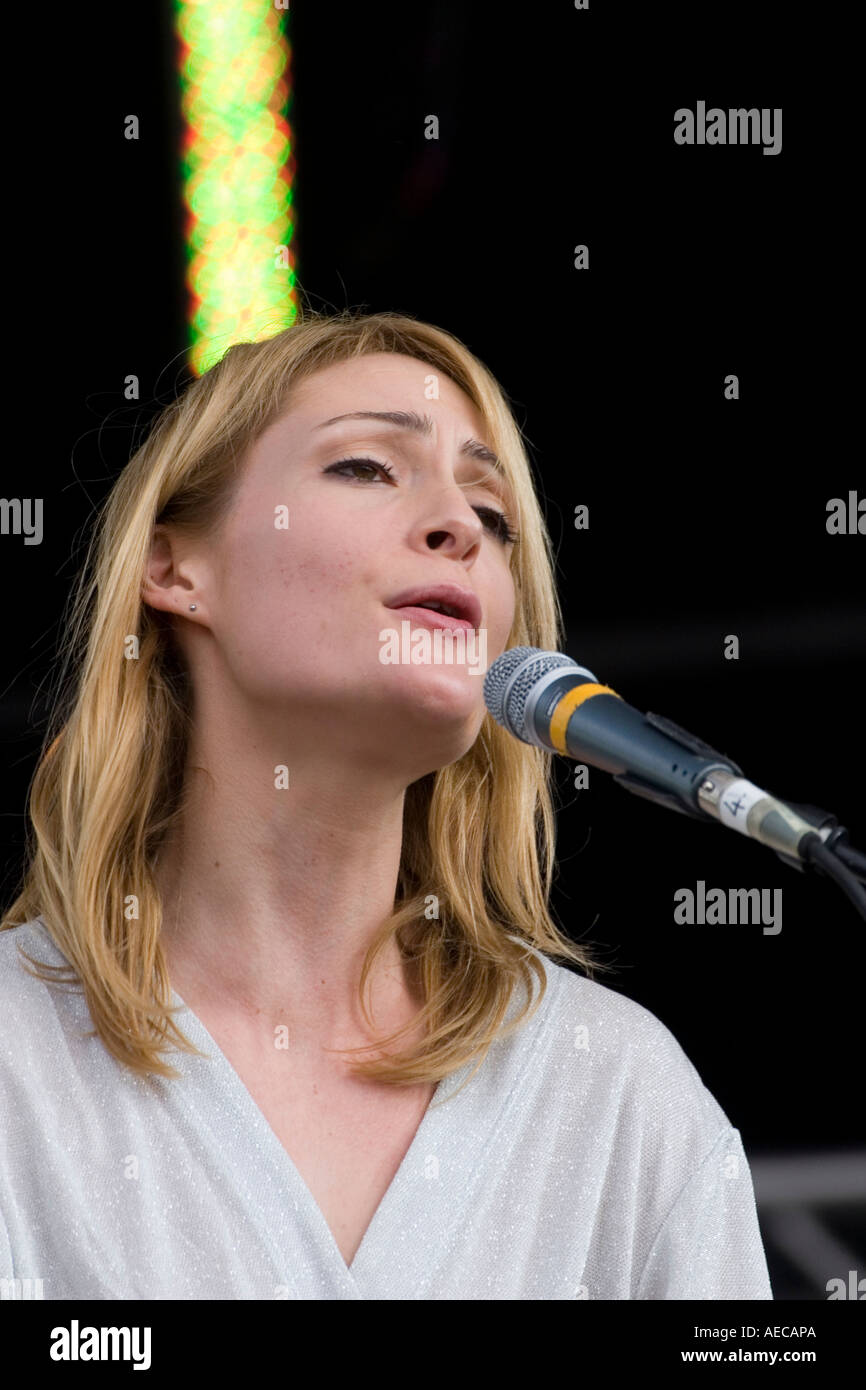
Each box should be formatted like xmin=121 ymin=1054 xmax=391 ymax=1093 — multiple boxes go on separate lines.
xmin=387 ymin=604 xmax=476 ymax=633
xmin=384 ymin=584 xmax=482 ymax=630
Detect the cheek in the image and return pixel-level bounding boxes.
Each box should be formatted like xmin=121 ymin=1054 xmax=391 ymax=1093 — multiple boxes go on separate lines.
xmin=492 ymin=572 xmax=517 ymax=645
xmin=250 ymin=519 xmax=384 ymax=656
xmin=227 ymin=504 xmax=360 ymax=605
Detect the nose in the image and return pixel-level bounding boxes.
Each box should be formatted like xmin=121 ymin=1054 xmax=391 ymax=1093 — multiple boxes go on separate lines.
xmin=416 ymin=481 xmax=485 ymax=557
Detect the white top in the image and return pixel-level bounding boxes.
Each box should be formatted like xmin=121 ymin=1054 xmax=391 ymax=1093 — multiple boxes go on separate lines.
xmin=0 ymin=918 xmax=772 ymax=1300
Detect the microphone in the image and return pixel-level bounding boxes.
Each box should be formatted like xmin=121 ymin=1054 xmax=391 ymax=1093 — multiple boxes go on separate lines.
xmin=482 ymin=645 xmax=840 ymax=872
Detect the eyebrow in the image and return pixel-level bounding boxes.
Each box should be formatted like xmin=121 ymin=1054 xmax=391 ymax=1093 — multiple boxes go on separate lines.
xmin=313 ymin=410 xmax=503 ymax=474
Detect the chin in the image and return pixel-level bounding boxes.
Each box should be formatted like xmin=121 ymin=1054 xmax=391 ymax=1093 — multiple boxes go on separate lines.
xmin=374 ymin=667 xmax=485 ymax=760
xmin=392 ymin=661 xmax=485 ymax=714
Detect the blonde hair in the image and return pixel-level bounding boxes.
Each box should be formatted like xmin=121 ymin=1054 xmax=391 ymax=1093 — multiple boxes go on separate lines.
xmin=1 ymin=309 xmax=612 ymax=1094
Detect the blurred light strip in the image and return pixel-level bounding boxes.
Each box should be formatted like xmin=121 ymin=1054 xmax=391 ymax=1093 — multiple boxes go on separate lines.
xmin=174 ymin=0 xmax=297 ymax=376
xmin=750 ymin=1150 xmax=866 ymax=1206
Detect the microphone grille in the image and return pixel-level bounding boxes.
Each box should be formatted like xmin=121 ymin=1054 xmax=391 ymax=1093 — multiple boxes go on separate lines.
xmin=483 ymin=646 xmax=580 ymax=740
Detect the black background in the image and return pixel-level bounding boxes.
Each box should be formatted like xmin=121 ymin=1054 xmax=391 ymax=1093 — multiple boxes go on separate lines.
xmin=1 ymin=0 xmax=862 ymax=1300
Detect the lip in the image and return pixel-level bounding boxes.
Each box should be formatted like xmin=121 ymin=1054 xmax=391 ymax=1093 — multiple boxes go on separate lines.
xmin=384 ymin=582 xmax=482 ymax=630
xmin=386 ymin=605 xmax=477 ymax=634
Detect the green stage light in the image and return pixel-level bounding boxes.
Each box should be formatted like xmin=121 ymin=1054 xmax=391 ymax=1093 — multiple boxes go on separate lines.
xmin=174 ymin=0 xmax=297 ymax=375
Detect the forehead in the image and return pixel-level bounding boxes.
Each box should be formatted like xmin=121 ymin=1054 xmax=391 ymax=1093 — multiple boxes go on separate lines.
xmin=287 ymin=352 xmax=484 ymax=430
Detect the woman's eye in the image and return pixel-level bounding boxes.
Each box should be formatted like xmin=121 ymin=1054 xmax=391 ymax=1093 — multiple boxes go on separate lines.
xmin=325 ymin=457 xmax=396 ymax=483
xmin=475 ymin=508 xmax=519 ymax=545
xmin=324 ymin=457 xmax=518 ymax=544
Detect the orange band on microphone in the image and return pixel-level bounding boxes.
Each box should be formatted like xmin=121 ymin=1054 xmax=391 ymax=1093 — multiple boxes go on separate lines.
xmin=549 ymin=683 xmax=621 ymax=754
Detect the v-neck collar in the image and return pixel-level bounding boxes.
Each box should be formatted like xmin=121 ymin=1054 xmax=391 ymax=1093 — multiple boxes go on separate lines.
xmin=26 ymin=917 xmax=558 ymax=1297
xmin=166 ymin=965 xmax=557 ymax=1298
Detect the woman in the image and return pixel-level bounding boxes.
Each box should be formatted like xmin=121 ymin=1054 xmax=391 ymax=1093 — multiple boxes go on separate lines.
xmin=0 ymin=310 xmax=772 ymax=1299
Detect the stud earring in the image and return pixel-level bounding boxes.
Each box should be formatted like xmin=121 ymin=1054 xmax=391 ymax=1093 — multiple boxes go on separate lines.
xmin=189 ymin=604 xmax=197 ymax=611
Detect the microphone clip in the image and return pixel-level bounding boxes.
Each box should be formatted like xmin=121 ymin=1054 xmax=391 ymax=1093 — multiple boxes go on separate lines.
xmin=612 ymin=710 xmax=744 ymax=824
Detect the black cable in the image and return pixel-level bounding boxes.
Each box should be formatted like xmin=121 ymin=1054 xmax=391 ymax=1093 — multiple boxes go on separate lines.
xmin=834 ymin=840 xmax=866 ymax=882
xmin=799 ymin=833 xmax=866 ymax=920
xmin=782 ymin=803 xmax=866 ymax=886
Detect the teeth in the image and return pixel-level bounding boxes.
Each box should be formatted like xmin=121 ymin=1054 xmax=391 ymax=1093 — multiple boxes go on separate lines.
xmin=418 ymin=600 xmax=457 ymax=615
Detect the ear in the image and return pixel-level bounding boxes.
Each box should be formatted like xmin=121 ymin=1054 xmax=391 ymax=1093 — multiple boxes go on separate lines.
xmin=141 ymin=524 xmax=197 ymax=616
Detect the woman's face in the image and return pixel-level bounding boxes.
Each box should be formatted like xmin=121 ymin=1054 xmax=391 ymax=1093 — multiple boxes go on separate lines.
xmin=170 ymin=351 xmax=518 ymax=777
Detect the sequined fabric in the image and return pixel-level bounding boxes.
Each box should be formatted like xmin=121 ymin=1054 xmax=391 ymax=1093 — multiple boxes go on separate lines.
xmin=0 ymin=918 xmax=772 ymax=1299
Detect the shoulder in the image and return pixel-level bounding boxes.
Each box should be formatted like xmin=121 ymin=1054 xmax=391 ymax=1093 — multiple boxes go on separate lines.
xmin=537 ymin=954 xmax=734 ymax=1143
xmin=0 ymin=915 xmax=71 ymax=996
xmin=0 ymin=915 xmax=65 ymax=987
xmin=542 ymin=954 xmax=675 ymax=1041
xmin=540 ymin=951 xmax=699 ymax=1057
xmin=0 ymin=918 xmax=83 ymax=1072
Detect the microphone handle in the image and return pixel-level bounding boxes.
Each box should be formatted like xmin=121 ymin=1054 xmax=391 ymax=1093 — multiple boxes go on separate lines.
xmin=531 ymin=673 xmax=741 ymax=817
xmin=545 ymin=685 xmax=830 ymax=867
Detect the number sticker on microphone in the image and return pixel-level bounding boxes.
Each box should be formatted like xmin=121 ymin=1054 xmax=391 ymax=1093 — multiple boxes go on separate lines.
xmin=718 ymin=779 xmax=766 ymax=834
